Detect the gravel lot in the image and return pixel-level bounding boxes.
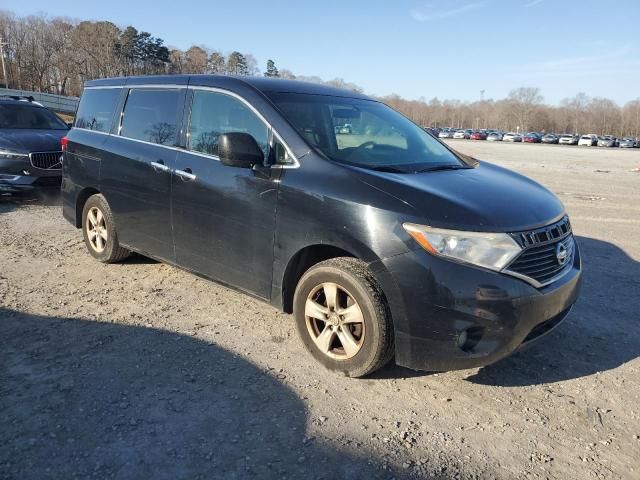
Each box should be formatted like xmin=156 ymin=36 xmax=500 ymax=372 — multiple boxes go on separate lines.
xmin=1 ymin=142 xmax=639 ymax=479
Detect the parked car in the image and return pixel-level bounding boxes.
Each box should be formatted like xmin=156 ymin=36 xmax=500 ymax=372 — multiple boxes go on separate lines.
xmin=453 ymin=129 xmax=471 ymax=139
xmin=619 ymin=137 xmax=636 ymax=148
xmin=558 ymin=134 xmax=579 ymax=145
xmin=503 ymin=132 xmax=522 ymax=142
xmin=469 ymin=131 xmax=487 ymax=140
xmin=438 ymin=128 xmax=455 ymax=139
xmin=523 ymin=132 xmax=542 ymax=143
xmin=62 ymin=75 xmax=582 ymax=377
xmin=597 ymin=135 xmax=617 ymax=147
xmin=487 ymin=132 xmax=503 ymax=141
xmin=541 ymin=134 xmax=559 ymax=144
xmin=0 ymin=95 xmax=69 ymax=193
xmin=578 ymin=134 xmax=598 ymax=146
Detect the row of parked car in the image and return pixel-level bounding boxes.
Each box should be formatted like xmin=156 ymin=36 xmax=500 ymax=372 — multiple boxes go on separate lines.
xmin=430 ymin=128 xmax=640 ymax=148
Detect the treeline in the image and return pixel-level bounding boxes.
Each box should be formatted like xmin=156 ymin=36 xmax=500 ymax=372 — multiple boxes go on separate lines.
xmin=0 ymin=10 xmax=360 ymax=97
xmin=0 ymin=11 xmax=273 ymax=95
xmin=384 ymin=89 xmax=640 ymax=138
xmin=1 ymin=11 xmax=639 ymax=138
xmin=0 ymin=13 xmax=169 ymax=95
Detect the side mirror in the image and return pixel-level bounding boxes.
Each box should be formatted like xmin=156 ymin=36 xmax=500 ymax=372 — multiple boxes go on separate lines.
xmin=218 ymin=132 xmax=264 ymax=168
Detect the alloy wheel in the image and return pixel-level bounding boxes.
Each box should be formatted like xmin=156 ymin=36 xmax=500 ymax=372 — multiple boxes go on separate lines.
xmin=86 ymin=206 xmax=107 ymax=253
xmin=305 ymin=282 xmax=366 ymax=359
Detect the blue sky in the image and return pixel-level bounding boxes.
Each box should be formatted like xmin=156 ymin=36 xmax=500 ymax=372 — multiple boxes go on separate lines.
xmin=3 ymin=0 xmax=639 ymax=105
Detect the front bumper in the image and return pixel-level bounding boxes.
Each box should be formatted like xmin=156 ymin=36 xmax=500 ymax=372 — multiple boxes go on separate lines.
xmin=0 ymin=158 xmax=61 ymax=192
xmin=374 ymin=240 xmax=582 ymax=372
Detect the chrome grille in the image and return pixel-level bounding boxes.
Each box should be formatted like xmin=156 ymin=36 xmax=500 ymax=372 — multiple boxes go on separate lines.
xmin=29 ymin=151 xmax=63 ymax=170
xmin=506 ymin=217 xmax=574 ymax=287
xmin=514 ymin=216 xmax=571 ymax=248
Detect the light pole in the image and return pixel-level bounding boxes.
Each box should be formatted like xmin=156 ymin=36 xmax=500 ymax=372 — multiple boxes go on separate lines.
xmin=0 ymin=36 xmax=8 ymax=89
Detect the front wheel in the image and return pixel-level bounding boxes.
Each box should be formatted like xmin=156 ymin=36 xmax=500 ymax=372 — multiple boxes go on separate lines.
xmin=293 ymin=257 xmax=394 ymax=377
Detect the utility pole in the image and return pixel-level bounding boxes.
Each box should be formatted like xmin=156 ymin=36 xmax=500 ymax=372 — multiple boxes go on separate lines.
xmin=0 ymin=36 xmax=8 ymax=89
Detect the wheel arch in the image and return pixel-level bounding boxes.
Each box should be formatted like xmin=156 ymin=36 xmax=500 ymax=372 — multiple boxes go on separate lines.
xmin=280 ymin=244 xmax=356 ymax=314
xmin=278 ymin=240 xmax=401 ymax=318
xmin=74 ymin=187 xmax=101 ymax=228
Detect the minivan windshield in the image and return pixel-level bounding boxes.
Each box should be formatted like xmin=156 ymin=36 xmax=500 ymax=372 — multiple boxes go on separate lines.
xmin=0 ymin=103 xmax=68 ymax=130
xmin=266 ymin=92 xmax=467 ymax=173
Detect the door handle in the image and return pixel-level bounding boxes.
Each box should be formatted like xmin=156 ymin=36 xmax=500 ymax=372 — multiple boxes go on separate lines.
xmin=175 ymin=168 xmax=196 ymax=182
xmin=151 ymin=161 xmax=171 ymax=173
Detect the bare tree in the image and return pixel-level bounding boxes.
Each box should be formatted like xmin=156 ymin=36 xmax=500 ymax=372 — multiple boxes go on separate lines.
xmin=590 ymin=98 xmax=619 ymax=135
xmin=504 ymin=87 xmax=543 ymax=132
xmin=244 ymin=53 xmax=260 ymax=76
xmin=278 ymin=69 xmax=297 ymax=80
xmin=207 ymin=51 xmax=225 ymax=74
xmin=325 ymin=77 xmax=363 ymax=93
xmin=168 ymin=48 xmax=185 ymax=74
xmin=184 ymin=45 xmax=208 ymax=73
xmin=622 ymin=99 xmax=640 ymax=138
xmin=226 ymin=51 xmax=248 ymax=75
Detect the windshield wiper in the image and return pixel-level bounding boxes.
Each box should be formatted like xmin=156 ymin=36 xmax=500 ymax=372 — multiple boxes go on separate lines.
xmin=415 ymin=164 xmax=466 ymax=173
xmin=368 ymin=165 xmax=408 ymax=173
xmin=365 ymin=164 xmax=469 ymax=174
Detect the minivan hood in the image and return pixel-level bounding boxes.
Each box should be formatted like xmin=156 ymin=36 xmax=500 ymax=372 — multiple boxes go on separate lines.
xmin=0 ymin=129 xmax=67 ymax=153
xmin=355 ymin=161 xmax=565 ymax=232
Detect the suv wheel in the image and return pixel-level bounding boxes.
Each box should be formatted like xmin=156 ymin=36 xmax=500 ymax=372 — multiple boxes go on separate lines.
xmin=293 ymin=257 xmax=394 ymax=377
xmin=82 ymin=194 xmax=130 ymax=263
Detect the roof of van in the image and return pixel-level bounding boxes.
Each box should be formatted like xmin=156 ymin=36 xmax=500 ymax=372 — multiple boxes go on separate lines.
xmin=84 ymin=75 xmax=371 ymax=100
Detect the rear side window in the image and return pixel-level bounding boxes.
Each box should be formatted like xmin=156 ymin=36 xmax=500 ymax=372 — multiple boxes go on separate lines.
xmin=187 ymin=90 xmax=269 ymax=157
xmin=120 ymin=89 xmax=181 ymax=146
xmin=75 ymin=88 xmax=121 ymax=133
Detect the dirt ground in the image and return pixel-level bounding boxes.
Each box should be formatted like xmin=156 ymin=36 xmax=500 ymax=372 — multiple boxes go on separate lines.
xmin=1 ymin=141 xmax=639 ymax=479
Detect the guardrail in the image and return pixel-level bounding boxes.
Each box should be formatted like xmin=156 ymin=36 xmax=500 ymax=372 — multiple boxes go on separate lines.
xmin=0 ymin=88 xmax=79 ymax=115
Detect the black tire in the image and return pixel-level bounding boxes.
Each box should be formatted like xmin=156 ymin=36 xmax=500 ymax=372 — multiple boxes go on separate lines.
xmin=81 ymin=194 xmax=130 ymax=263
xmin=293 ymin=257 xmax=394 ymax=377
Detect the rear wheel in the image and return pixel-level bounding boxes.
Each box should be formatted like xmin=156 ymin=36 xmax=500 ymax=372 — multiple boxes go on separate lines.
xmin=293 ymin=257 xmax=394 ymax=377
xmin=82 ymin=194 xmax=130 ymax=263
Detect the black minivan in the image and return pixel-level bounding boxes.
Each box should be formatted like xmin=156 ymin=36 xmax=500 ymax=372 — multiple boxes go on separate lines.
xmin=62 ymin=75 xmax=582 ymax=377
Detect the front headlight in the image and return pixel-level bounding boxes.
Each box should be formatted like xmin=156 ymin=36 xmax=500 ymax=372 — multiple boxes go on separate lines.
xmin=403 ymin=223 xmax=522 ymax=271
xmin=0 ymin=149 xmax=28 ymax=160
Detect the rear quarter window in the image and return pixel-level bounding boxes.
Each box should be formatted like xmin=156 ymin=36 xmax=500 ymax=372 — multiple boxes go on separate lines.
xmin=75 ymin=88 xmax=121 ymax=133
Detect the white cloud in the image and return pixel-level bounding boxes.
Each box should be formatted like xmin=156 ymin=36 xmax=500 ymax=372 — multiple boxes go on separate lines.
xmin=410 ymin=2 xmax=486 ymax=22
xmin=516 ymin=45 xmax=638 ymax=77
